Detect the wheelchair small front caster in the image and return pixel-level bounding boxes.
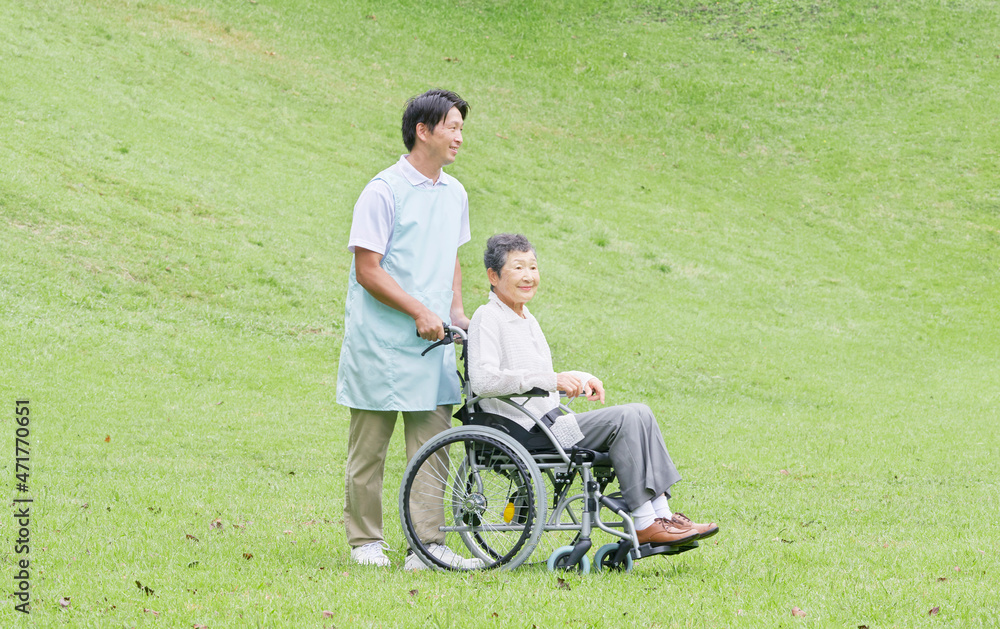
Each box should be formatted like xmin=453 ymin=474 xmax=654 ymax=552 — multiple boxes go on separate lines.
xmin=547 ymin=545 xmax=591 ymax=574
xmin=593 ymin=543 xmax=634 ymax=573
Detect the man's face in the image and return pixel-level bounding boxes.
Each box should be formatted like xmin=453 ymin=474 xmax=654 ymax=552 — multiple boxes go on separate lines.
xmin=421 ymin=106 xmax=464 ymax=167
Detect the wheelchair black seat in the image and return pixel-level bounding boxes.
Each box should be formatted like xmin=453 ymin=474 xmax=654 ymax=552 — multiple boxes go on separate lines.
xmin=458 ymin=408 xmax=613 ymax=467
xmin=462 ymin=409 xmax=556 ymax=454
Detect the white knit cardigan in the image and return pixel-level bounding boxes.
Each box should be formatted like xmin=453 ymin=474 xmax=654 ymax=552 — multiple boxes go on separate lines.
xmin=467 ymin=292 xmax=593 ymax=448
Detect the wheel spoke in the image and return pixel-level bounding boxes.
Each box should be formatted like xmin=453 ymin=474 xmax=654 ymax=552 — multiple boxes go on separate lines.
xmin=400 ymin=429 xmax=546 ymax=571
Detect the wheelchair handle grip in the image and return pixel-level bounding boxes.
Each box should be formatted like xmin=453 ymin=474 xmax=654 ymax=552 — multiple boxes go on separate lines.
xmin=418 ymin=324 xmax=467 ymax=356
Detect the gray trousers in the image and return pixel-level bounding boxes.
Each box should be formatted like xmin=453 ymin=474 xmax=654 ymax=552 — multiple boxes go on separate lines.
xmin=573 ymin=403 xmax=681 ymax=511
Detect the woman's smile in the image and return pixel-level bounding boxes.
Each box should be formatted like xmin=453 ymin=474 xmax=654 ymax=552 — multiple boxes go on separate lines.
xmin=488 ymin=250 xmax=540 ymax=316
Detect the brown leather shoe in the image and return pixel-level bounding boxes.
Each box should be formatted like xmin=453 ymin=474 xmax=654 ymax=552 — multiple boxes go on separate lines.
xmin=636 ymin=519 xmax=698 ymax=546
xmin=669 ymin=513 xmax=719 ymax=540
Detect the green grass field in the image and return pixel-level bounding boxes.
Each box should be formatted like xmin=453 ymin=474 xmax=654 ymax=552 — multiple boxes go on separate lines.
xmin=3 ymin=0 xmax=999 ymax=626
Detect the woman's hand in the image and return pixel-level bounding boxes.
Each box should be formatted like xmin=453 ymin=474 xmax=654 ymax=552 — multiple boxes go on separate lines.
xmin=556 ymin=372 xmax=583 ymax=398
xmin=584 ymin=378 xmax=606 ymax=403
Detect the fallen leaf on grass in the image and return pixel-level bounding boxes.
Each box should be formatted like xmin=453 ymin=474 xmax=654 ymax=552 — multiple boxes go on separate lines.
xmin=105 ymin=435 xmax=111 ymax=443
xmin=322 ymin=611 xmax=335 ymax=618
xmin=792 ymin=606 xmax=806 ymax=617
xmin=929 ymin=607 xmax=940 ymax=616
xmin=135 ymin=581 xmax=155 ymax=596
xmin=858 ymin=625 xmax=870 ymax=629
xmin=144 ymin=608 xmax=160 ymax=616
xmin=186 ymin=534 xmax=200 ymax=542
xmin=210 ymin=519 xmax=223 ymax=530
xmin=557 ymin=578 xmax=571 ymax=590
xmin=937 ymin=577 xmax=947 ymax=582
xmin=243 ymin=553 xmax=253 ymax=560
xmin=193 ymin=625 xmax=208 ymax=628
xmin=409 ymin=589 xmax=418 ymax=597
xmin=59 ymin=597 xmax=71 ymax=609
xmin=780 ymin=469 xmax=790 ymax=475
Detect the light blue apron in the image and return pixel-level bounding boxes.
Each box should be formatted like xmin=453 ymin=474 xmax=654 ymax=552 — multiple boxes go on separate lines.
xmin=337 ymin=165 xmax=464 ymax=411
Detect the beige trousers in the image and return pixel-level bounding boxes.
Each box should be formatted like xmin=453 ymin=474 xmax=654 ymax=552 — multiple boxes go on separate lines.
xmin=343 ymin=405 xmax=452 ymax=548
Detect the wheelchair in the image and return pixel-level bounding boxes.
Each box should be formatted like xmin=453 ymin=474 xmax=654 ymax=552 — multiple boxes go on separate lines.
xmin=398 ymin=325 xmax=700 ymax=572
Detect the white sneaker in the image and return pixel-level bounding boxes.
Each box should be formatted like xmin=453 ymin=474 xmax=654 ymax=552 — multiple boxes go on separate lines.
xmin=350 ymin=541 xmax=392 ymax=567
xmin=405 ymin=544 xmax=486 ymax=571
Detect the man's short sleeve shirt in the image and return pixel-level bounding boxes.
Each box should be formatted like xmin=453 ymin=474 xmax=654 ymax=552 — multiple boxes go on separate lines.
xmin=348 ymin=155 xmax=471 ymax=255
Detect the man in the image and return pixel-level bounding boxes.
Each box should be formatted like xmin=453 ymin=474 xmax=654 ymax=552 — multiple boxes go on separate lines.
xmin=337 ymin=89 xmax=479 ymax=569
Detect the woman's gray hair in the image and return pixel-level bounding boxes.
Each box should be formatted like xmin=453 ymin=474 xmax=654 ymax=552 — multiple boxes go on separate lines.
xmin=483 ymin=233 xmax=535 ymax=278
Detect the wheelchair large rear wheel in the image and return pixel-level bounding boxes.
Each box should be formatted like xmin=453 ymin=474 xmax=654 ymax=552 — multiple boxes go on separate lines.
xmin=399 ymin=426 xmax=546 ymax=571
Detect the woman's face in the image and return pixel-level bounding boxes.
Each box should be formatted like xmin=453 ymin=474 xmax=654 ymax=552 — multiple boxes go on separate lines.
xmin=488 ymin=249 xmax=539 ymax=314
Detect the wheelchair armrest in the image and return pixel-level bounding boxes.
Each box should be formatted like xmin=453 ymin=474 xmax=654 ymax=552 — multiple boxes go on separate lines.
xmin=471 ymin=387 xmax=550 ymax=402
xmin=569 ymin=447 xmax=612 ymax=467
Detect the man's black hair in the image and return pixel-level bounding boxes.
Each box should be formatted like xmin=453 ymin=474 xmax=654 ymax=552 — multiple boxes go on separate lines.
xmin=401 ymin=89 xmax=470 ymax=151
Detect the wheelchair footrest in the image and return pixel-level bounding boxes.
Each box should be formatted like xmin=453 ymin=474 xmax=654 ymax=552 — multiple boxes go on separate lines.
xmin=636 ymin=540 xmax=700 ymax=559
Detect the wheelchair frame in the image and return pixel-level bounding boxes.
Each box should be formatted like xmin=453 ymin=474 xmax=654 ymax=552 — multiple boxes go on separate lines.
xmin=398 ymin=325 xmax=699 ymax=572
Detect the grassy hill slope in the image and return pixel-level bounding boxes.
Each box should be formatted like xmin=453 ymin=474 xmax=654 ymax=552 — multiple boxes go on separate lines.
xmin=2 ymin=0 xmax=999 ymax=626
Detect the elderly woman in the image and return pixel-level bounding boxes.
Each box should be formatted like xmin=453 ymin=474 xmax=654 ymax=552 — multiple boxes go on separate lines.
xmin=467 ymin=234 xmax=718 ymax=546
